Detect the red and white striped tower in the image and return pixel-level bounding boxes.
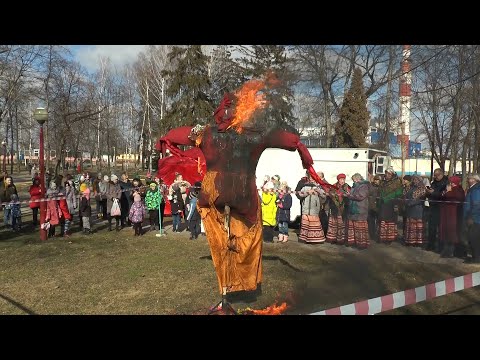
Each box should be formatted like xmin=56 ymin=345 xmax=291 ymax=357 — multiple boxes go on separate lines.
xmin=398 ymin=45 xmax=411 ymax=176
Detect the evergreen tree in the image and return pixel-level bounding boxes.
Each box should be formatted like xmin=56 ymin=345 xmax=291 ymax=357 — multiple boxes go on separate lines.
xmin=208 ymin=45 xmax=245 ymax=106
xmin=335 ymin=68 xmax=370 ymax=147
xmin=162 ymin=45 xmax=214 ymax=129
xmin=236 ymin=45 xmax=297 ymax=130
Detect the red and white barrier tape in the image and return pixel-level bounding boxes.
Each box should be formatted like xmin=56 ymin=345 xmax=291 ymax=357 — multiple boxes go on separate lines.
xmin=1 ymin=184 xmax=154 ymax=206
xmin=2 ymin=182 xmax=477 ymax=207
xmin=310 ymin=271 xmax=480 ymax=315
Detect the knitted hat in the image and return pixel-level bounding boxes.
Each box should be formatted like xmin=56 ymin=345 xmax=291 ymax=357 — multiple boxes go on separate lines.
xmin=337 ymin=173 xmax=346 ymax=180
xmin=134 ymin=193 xmax=141 ymax=202
xmin=449 ymin=176 xmax=461 ymax=185
xmin=103 ymin=175 xmax=109 ymax=181
xmin=111 ymin=174 xmax=118 ymax=182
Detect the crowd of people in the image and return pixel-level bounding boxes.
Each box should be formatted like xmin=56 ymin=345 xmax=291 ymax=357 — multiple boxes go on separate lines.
xmin=2 ymin=166 xmax=480 ymax=263
xmin=259 ymin=168 xmax=480 ymax=264
xmin=0 ymin=169 xmax=204 ymax=241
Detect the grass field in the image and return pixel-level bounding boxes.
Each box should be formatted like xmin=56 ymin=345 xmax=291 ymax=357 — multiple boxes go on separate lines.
xmin=2 ymin=220 xmax=480 ymax=315
xmin=2 ymin=170 xmax=480 ymax=315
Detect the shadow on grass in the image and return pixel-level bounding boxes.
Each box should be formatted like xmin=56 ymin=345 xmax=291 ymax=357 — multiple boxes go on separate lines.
xmin=199 ymin=254 xmax=303 ymax=272
xmin=0 ymin=293 xmax=37 ymax=315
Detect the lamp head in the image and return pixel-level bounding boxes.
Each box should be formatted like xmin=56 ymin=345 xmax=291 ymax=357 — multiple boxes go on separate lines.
xmin=34 ymin=107 xmax=48 ymax=125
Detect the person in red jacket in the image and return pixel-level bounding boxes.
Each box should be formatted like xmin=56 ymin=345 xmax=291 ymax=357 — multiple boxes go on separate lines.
xmin=28 ymin=176 xmax=42 ymax=227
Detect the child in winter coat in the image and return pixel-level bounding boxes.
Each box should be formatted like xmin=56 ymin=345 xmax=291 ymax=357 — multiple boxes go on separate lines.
xmin=170 ymin=186 xmax=185 ymax=232
xmin=46 ymin=180 xmax=61 ymax=237
xmin=9 ymin=194 xmax=22 ymax=231
xmin=29 ymin=176 xmax=42 ymax=227
xmin=129 ymin=193 xmax=146 ymax=236
xmin=79 ymin=188 xmax=92 ymax=235
xmin=145 ymin=182 xmax=161 ymax=231
xmin=186 ymin=182 xmax=201 ymax=240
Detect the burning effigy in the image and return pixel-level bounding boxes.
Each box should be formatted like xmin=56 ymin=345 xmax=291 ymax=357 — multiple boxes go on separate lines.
xmin=156 ymin=73 xmax=330 ymax=313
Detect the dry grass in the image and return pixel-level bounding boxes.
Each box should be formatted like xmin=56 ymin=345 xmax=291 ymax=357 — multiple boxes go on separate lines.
xmin=1 ymin=170 xmax=480 ymax=315
xmin=1 ymin=223 xmax=480 ymax=315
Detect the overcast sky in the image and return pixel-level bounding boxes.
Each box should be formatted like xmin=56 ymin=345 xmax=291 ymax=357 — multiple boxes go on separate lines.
xmin=70 ymin=45 xmax=147 ymax=72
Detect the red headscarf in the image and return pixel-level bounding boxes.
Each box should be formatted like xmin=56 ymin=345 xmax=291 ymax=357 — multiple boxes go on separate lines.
xmin=449 ymin=176 xmax=461 ymax=186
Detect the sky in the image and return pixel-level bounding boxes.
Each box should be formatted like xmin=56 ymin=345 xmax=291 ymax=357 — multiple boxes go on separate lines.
xmin=69 ymin=45 xmax=147 ymax=72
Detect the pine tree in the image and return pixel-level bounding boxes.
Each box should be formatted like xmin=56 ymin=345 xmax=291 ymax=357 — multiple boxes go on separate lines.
xmin=236 ymin=45 xmax=297 ymax=130
xmin=162 ymin=45 xmax=214 ymax=129
xmin=208 ymin=45 xmax=245 ymax=106
xmin=335 ymin=68 xmax=370 ymax=147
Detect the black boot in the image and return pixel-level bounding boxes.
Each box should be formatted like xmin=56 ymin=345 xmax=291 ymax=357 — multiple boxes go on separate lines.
xmin=108 ymin=215 xmax=113 ymax=231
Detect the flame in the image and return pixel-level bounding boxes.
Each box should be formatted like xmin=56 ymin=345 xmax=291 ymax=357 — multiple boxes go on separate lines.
xmin=226 ymin=79 xmax=267 ymax=133
xmin=248 ymin=301 xmax=289 ymax=315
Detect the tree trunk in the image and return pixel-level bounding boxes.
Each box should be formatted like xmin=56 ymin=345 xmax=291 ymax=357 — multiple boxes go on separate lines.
xmin=15 ymin=104 xmax=20 ymax=173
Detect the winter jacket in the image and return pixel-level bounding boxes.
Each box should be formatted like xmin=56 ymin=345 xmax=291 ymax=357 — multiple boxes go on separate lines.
xmin=99 ymin=180 xmax=108 ymax=200
xmin=129 ymin=201 xmax=146 ymax=223
xmin=58 ymin=198 xmax=72 ymax=221
xmin=106 ymin=182 xmax=122 ymax=214
xmin=79 ymin=196 xmax=91 ymax=218
xmin=404 ymin=186 xmax=424 ymax=220
xmin=299 ymin=183 xmax=324 ymax=216
xmin=119 ymin=180 xmax=133 ymax=213
xmin=45 ymin=198 xmax=61 ymax=226
xmin=276 ymin=193 xmax=292 ymax=223
xmin=347 ymin=181 xmax=370 ymax=221
xmin=92 ymin=178 xmax=102 ymax=199
xmin=29 ymin=184 xmax=42 ymax=209
xmin=187 ymin=195 xmax=200 ymax=221
xmin=464 ymin=182 xmax=480 ymax=224
xmin=170 ymin=188 xmax=184 ymax=214
xmin=145 ymin=189 xmax=162 ymax=210
xmin=1 ymin=184 xmax=18 ymax=203
xmin=368 ymin=183 xmax=380 ymax=212
xmin=65 ymin=185 xmax=77 ymax=214
xmin=261 ymin=192 xmax=277 ymax=226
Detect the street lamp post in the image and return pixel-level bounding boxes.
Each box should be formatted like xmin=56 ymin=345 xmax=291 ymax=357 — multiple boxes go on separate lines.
xmin=1 ymin=139 xmax=6 ymax=174
xmin=34 ymin=108 xmax=48 ymax=241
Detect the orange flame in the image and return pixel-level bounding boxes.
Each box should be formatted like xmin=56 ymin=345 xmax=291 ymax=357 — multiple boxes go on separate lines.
xmin=250 ymin=301 xmax=289 ymax=315
xmin=226 ymin=79 xmax=267 ymax=133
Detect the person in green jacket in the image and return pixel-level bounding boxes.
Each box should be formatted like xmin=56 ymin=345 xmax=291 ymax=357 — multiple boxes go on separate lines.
xmin=145 ymin=182 xmax=162 ymax=231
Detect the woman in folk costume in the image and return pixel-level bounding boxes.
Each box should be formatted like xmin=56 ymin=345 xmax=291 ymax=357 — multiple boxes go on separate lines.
xmin=377 ymin=167 xmax=403 ymax=244
xmin=298 ymin=174 xmax=326 ymax=244
xmin=276 ymin=181 xmax=292 ymax=243
xmin=326 ymin=173 xmax=351 ymax=244
xmin=439 ymin=176 xmax=465 ymax=257
xmin=344 ymin=173 xmax=370 ymax=249
xmin=156 ymin=75 xmax=331 ymax=301
xmin=261 ymin=181 xmax=277 ymax=243
xmin=403 ymin=175 xmax=426 ymax=247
